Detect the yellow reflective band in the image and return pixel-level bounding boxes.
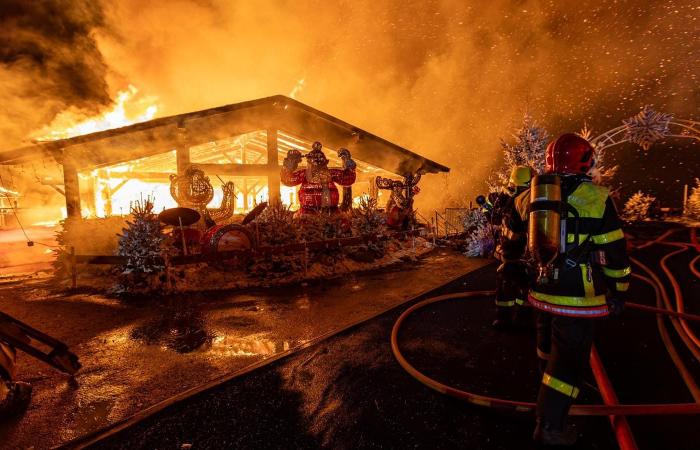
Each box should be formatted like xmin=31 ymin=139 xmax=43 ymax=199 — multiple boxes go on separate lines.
xmin=567 ymin=183 xmax=609 ymax=219
xmin=592 ymin=229 xmax=625 ymax=245
xmin=602 ymin=266 xmax=632 ymax=278
xmin=581 ymin=264 xmax=595 ymax=298
xmin=616 ymin=282 xmax=630 ymax=292
xmin=495 ymin=300 xmax=515 ymax=307
xmin=542 ymin=373 xmax=580 ymax=398
xmin=531 ymin=290 xmax=607 ymax=307
xmin=567 ymin=233 xmax=589 ymax=244
xmin=515 ymin=298 xmax=525 ymax=305
xmin=472 ymin=398 xmax=491 ymax=407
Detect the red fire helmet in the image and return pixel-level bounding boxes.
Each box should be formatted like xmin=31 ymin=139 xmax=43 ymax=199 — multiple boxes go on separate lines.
xmin=545 ymin=133 xmax=595 ymax=175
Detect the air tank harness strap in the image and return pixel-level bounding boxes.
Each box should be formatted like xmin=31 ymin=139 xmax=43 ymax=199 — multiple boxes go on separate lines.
xmin=561 ymin=202 xmax=592 ymax=271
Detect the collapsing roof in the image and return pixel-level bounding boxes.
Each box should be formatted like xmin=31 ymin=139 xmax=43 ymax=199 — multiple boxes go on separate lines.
xmin=0 ymin=95 xmax=449 ymax=176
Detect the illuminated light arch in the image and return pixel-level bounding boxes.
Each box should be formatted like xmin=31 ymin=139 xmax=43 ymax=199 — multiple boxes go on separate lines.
xmin=590 ymin=106 xmax=700 ymax=152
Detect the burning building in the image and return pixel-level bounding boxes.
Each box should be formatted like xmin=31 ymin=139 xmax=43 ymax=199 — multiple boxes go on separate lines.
xmin=0 ymin=95 xmax=448 ymax=226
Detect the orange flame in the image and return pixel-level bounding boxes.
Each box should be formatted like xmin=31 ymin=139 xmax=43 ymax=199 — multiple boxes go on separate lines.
xmin=32 ymin=85 xmax=159 ymax=141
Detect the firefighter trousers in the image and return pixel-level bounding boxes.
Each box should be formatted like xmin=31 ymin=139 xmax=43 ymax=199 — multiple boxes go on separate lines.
xmin=494 ymin=262 xmax=528 ymax=320
xmin=535 ymin=312 xmax=596 ymax=429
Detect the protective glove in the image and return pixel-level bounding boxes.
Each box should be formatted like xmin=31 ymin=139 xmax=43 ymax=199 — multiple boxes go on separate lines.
xmin=337 ymin=148 xmax=356 ymax=170
xmin=607 ymin=296 xmax=625 ymax=318
xmin=282 ymin=149 xmax=302 ymax=171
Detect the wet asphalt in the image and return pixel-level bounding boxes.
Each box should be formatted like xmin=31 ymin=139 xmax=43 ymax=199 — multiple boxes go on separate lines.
xmin=91 ymin=265 xmax=617 ymax=450
xmin=0 ymin=249 xmax=487 ymax=449
xmin=90 ymin=225 xmax=700 ymax=450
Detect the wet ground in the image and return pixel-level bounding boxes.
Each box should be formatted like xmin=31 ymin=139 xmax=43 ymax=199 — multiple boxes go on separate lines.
xmin=89 ymin=223 xmax=700 ymax=450
xmin=0 ymin=226 xmax=57 ymax=276
xmin=0 ymin=248 xmax=488 ymax=449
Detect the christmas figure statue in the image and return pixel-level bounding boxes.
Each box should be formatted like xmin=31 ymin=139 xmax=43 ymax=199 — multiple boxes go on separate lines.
xmin=376 ymin=173 xmax=421 ymax=229
xmin=281 ymin=141 xmax=356 ymax=216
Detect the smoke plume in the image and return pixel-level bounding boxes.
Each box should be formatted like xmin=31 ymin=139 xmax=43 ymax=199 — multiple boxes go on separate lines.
xmin=2 ymin=0 xmax=699 ymax=209
xmin=0 ymin=0 xmax=111 ymax=147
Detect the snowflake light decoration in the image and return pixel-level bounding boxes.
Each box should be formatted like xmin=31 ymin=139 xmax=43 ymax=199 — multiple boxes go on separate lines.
xmin=623 ymin=105 xmax=673 ymax=151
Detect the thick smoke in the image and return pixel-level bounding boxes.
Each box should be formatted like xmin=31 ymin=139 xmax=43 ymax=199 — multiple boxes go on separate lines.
xmin=0 ymin=0 xmax=111 ymax=148
xmin=3 ymin=0 xmax=699 ymax=209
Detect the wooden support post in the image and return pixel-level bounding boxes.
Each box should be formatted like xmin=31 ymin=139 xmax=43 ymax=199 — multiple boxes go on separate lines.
xmin=70 ymin=246 xmax=77 ymax=289
xmin=243 ymin=178 xmax=249 ymax=211
xmin=85 ymin=174 xmax=97 ymax=217
xmin=63 ymin=156 xmax=81 ymax=219
xmin=177 ymin=126 xmax=191 ymax=176
xmin=369 ymin=176 xmax=378 ymax=200
xmin=267 ymin=128 xmax=281 ymax=205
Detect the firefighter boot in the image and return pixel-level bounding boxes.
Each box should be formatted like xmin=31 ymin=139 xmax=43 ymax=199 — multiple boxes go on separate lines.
xmin=491 ymin=307 xmax=513 ymax=330
xmin=533 ymin=418 xmax=577 ymax=446
xmin=0 ymin=379 xmax=32 ymax=419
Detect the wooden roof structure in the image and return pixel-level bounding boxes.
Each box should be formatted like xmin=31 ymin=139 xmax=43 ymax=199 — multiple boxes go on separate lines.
xmin=0 ymin=95 xmax=449 ymax=176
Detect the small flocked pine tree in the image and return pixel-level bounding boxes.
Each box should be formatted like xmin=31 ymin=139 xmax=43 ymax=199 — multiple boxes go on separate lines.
xmin=578 ymin=124 xmax=619 ymax=189
xmin=462 ymin=207 xmax=487 ymax=233
xmin=685 ymin=179 xmax=700 ymax=221
xmin=352 ymin=195 xmax=384 ymax=236
xmin=621 ymin=191 xmax=656 ymax=222
xmin=490 ymin=112 xmax=549 ymax=189
xmin=117 ymin=198 xmax=165 ymax=274
xmin=464 ymin=222 xmax=495 ymax=257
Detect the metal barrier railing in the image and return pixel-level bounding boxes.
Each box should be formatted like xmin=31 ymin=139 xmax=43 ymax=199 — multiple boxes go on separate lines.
xmin=433 ymin=208 xmax=468 ymax=238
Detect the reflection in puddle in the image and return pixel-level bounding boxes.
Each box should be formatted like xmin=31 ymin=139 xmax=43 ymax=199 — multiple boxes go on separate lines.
xmin=295 ymin=294 xmax=311 ymax=310
xmin=70 ymin=399 xmax=114 ymax=436
xmin=131 ymin=307 xmax=212 ymax=353
xmin=209 ymin=333 xmax=292 ymax=358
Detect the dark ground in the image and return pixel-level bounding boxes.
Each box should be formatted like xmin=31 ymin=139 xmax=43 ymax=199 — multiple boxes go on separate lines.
xmin=0 ymin=249 xmax=487 ymax=449
xmin=88 ymin=223 xmax=700 ymax=450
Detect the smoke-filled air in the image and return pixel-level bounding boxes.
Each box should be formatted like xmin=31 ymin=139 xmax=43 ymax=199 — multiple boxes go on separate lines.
xmin=1 ymin=0 xmax=698 ymax=210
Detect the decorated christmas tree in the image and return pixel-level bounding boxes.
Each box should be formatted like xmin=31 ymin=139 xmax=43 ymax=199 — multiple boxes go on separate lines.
xmin=464 ymin=222 xmax=495 ymax=257
xmin=621 ymin=191 xmax=656 ymax=222
xmin=491 ymin=112 xmax=549 ymax=189
xmin=352 ymin=195 xmax=384 ymax=236
xmin=462 ymin=207 xmax=487 ymax=234
xmin=117 ymin=198 xmax=166 ymax=274
xmin=685 ymin=179 xmax=700 ymax=221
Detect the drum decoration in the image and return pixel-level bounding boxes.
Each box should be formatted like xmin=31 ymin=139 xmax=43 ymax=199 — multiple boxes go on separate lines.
xmin=201 ymin=224 xmax=256 ymax=268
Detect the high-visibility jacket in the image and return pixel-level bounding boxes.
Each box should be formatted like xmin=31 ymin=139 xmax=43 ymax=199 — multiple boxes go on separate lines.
xmin=505 ymin=176 xmax=631 ymax=318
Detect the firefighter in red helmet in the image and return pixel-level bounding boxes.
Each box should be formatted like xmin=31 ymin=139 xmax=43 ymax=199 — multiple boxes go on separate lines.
xmin=503 ymin=133 xmax=631 ymax=445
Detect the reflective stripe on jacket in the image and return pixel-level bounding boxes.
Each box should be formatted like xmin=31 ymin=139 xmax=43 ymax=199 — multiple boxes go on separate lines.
xmin=507 ymin=177 xmax=631 ymax=318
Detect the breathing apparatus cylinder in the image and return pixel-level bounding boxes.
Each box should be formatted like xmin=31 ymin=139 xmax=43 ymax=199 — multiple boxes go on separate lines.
xmin=527 ymin=174 xmax=562 ymax=284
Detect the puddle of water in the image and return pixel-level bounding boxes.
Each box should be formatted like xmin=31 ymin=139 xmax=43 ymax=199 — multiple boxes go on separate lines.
xmin=69 ymin=399 xmax=114 ymax=437
xmin=131 ymin=307 xmax=212 ymax=353
xmin=209 ymin=333 xmax=294 ymax=358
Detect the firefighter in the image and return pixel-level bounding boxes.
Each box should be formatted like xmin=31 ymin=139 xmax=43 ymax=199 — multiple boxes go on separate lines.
xmin=0 ymin=340 xmax=32 ymax=419
xmin=504 ymin=133 xmax=630 ymax=445
xmin=492 ymin=165 xmax=534 ymax=329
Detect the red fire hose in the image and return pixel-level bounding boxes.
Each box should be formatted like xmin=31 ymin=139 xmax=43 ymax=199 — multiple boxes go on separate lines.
xmin=590 ymin=345 xmax=638 ymax=450
xmin=390 ymin=291 xmax=700 ymax=416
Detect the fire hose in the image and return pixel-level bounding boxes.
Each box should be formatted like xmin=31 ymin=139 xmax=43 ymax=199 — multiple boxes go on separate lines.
xmin=390 ymin=291 xmax=700 ymax=416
